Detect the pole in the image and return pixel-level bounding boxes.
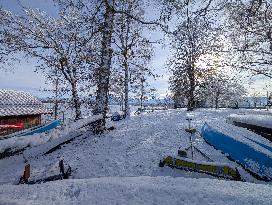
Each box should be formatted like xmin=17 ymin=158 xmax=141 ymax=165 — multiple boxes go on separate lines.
xmin=190 ymin=133 xmax=194 ymax=160
xmin=267 ymin=91 xmax=269 ymax=111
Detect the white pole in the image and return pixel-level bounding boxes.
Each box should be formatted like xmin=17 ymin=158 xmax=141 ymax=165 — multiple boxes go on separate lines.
xmin=267 ymin=91 xmax=269 ymax=111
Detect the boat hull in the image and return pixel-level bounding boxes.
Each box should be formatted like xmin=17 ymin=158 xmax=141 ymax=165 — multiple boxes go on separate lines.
xmin=201 ymin=123 xmax=272 ymax=181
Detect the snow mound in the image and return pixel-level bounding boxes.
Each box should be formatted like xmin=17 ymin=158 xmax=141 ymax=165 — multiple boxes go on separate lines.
xmin=0 ymin=129 xmax=60 ymax=153
xmin=0 ymin=176 xmax=271 ymax=205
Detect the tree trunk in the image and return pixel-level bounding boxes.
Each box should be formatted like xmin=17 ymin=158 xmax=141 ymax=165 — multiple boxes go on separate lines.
xmin=140 ymin=78 xmax=144 ymax=110
xmin=215 ymin=89 xmax=219 ymax=109
xmin=140 ymin=94 xmax=143 ymax=110
xmin=120 ymin=92 xmax=124 ymax=111
xmin=124 ymin=57 xmax=130 ymax=118
xmin=122 ymin=3 xmax=132 ymax=119
xmin=187 ymin=65 xmax=195 ymax=111
xmin=71 ymin=81 xmax=82 ymax=120
xmin=54 ymin=78 xmax=59 ymax=120
xmin=187 ymin=96 xmax=194 ymax=111
xmin=215 ymin=97 xmax=219 ymax=109
xmin=93 ymin=2 xmax=115 ymax=127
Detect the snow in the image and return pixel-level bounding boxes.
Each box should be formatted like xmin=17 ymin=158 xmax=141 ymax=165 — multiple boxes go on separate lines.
xmin=24 ymin=114 xmax=103 ymax=159
xmin=227 ymin=113 xmax=272 ymax=129
xmin=1 ymin=176 xmax=272 ymax=205
xmin=0 ymin=108 xmax=272 ymax=203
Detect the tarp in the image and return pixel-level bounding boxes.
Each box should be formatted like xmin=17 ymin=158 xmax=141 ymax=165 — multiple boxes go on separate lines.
xmin=0 ymin=123 xmax=24 ymax=129
xmin=201 ymin=123 xmax=272 ymax=180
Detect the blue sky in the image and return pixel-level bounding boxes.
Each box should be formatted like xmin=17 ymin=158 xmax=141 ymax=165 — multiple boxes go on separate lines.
xmin=0 ymin=0 xmax=270 ymax=98
xmin=0 ymin=0 xmax=59 ymax=97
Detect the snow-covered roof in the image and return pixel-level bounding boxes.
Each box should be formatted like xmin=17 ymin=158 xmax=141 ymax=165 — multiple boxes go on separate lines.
xmin=0 ymin=90 xmax=51 ymax=117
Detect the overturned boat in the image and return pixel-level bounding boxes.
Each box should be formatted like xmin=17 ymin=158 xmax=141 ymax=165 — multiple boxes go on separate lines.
xmin=227 ymin=114 xmax=272 ymax=140
xmin=201 ymin=123 xmax=272 ymax=181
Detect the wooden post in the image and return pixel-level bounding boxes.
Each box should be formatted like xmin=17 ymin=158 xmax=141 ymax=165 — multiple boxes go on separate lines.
xmin=24 ymin=164 xmax=30 ymax=181
xmin=19 ymin=164 xmax=30 ymax=184
xmin=59 ymin=159 xmax=71 ymax=179
xmin=59 ymin=160 xmax=65 ymax=176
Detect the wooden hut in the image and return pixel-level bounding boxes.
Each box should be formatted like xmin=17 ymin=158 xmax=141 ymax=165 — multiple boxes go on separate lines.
xmin=0 ymin=90 xmax=51 ymax=136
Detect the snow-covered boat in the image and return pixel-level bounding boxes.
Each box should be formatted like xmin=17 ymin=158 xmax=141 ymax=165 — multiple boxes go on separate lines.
xmin=159 ymin=125 xmax=241 ymax=180
xmin=6 ymin=120 xmax=60 ymax=138
xmin=201 ymin=123 xmax=272 ymax=181
xmin=21 ymin=120 xmax=60 ymax=136
xmin=227 ymin=114 xmax=272 ymax=140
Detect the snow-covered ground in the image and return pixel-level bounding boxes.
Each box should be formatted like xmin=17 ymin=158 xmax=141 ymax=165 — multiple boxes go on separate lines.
xmin=0 ymin=108 xmax=272 ymax=204
xmin=1 ymin=176 xmax=272 ymax=205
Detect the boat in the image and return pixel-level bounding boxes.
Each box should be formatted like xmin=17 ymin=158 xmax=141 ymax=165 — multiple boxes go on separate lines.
xmin=227 ymin=114 xmax=272 ymax=141
xmin=4 ymin=120 xmax=60 ymax=139
xmin=20 ymin=120 xmax=60 ymax=136
xmin=201 ymin=123 xmax=272 ymax=181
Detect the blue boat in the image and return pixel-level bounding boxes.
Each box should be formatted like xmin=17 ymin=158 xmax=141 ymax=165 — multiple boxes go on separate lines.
xmin=201 ymin=123 xmax=272 ymax=181
xmin=20 ymin=120 xmax=60 ymax=136
xmin=111 ymin=112 xmax=123 ymax=121
xmin=243 ymin=136 xmax=272 ymax=153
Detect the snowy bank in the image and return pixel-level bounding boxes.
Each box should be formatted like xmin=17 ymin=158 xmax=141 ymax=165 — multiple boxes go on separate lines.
xmin=0 ymin=176 xmax=271 ymax=205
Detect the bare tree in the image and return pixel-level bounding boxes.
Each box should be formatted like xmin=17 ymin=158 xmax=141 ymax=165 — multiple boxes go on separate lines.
xmin=134 ymin=77 xmax=151 ymax=110
xmin=0 ymin=8 xmax=17 ymax=70
xmin=92 ymin=0 xmax=115 ymax=125
xmin=201 ymin=70 xmax=246 ymax=109
xmin=83 ymin=0 xmax=157 ymax=127
xmin=1 ymin=7 xmax=100 ymax=120
xmin=168 ymin=3 xmax=222 ymax=110
xmin=112 ymin=0 xmax=154 ymax=118
xmin=227 ymin=0 xmax=272 ymax=79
